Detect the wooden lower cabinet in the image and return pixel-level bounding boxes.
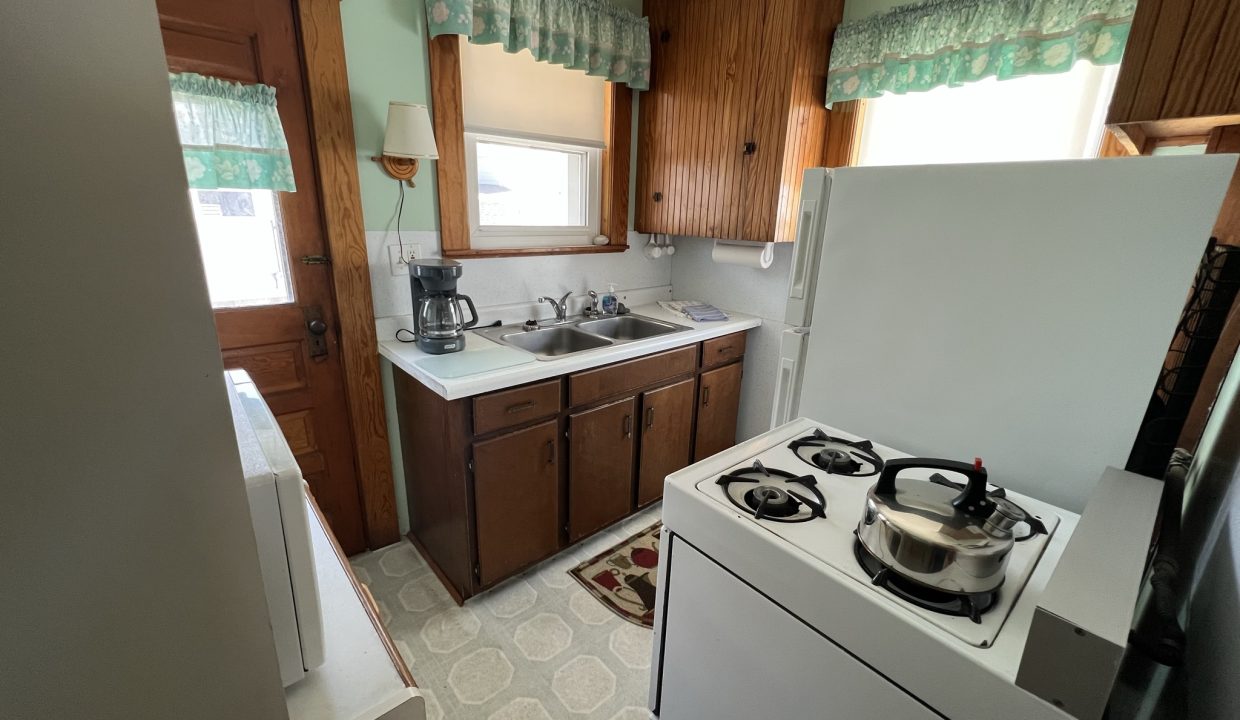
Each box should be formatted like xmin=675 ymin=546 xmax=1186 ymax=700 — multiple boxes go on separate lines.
xmin=694 ymin=362 xmax=744 ymax=461
xmin=395 ymin=330 xmax=751 ymax=601
xmin=637 ymin=377 xmax=696 ymax=506
xmin=473 ymin=420 xmax=560 ymax=586
xmin=569 ymin=397 xmax=637 ymax=541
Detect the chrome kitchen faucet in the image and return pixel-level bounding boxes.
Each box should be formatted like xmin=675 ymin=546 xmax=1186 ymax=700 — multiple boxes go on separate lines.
xmin=537 ymin=292 xmax=573 ymax=322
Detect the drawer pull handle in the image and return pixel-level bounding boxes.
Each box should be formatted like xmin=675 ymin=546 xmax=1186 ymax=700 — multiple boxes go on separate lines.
xmin=646 ymin=406 xmax=655 ymax=429
xmin=623 ymin=414 xmax=633 ymax=439
xmin=545 ymin=439 xmax=555 ymax=465
xmin=506 ymin=400 xmax=536 ymax=414
xmin=703 ymin=386 xmax=711 ymax=407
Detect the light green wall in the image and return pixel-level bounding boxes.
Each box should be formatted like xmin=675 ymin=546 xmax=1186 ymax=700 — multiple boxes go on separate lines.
xmin=340 ymin=0 xmax=641 ymax=233
xmin=341 ymin=0 xmax=440 ymax=231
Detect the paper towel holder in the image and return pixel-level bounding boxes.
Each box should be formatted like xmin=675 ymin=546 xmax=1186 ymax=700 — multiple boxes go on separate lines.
xmin=712 ymin=239 xmax=774 ymax=269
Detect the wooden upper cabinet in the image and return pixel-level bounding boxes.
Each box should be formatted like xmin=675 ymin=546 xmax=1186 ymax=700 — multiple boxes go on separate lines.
xmin=1107 ymin=0 xmax=1240 ymax=145
xmin=636 ymin=0 xmax=843 ymax=243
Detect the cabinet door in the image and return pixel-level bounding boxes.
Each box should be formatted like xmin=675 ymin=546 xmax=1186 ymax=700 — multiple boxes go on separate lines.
xmin=473 ymin=420 xmax=560 ymax=586
xmin=569 ymin=397 xmax=637 ymax=541
xmin=694 ymin=362 xmax=743 ymax=462
xmin=636 ymin=0 xmax=763 ymax=240
xmin=637 ymin=378 xmax=696 ymax=506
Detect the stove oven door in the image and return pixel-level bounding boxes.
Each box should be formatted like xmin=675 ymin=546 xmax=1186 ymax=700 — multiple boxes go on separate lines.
xmin=653 ymin=536 xmax=942 ymax=719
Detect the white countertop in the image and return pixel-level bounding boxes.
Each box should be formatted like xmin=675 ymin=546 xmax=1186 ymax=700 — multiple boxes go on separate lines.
xmin=286 ymin=494 xmax=423 ymax=720
xmin=379 ymin=303 xmax=761 ymax=400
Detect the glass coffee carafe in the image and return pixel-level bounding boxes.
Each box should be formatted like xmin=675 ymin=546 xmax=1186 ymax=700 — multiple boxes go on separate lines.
xmin=416 ymin=292 xmax=478 ymax=340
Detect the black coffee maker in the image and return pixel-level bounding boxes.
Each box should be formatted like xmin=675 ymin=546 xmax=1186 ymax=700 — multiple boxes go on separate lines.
xmin=409 ymin=259 xmax=478 ymax=354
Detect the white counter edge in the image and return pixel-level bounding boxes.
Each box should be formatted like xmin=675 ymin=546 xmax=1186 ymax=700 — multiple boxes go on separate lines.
xmin=378 ymin=303 xmax=762 ymax=400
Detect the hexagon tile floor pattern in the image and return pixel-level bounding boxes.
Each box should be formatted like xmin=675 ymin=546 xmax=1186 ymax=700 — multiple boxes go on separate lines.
xmin=351 ymin=503 xmax=662 ymax=720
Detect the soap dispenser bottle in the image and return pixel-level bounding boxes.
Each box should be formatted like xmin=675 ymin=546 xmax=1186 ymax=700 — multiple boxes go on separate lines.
xmin=601 ymin=283 xmax=619 ymax=315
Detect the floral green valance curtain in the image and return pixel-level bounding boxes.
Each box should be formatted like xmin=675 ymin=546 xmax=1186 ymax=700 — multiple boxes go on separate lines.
xmin=826 ymin=0 xmax=1136 ymax=104
xmin=169 ymin=73 xmax=296 ymax=192
xmin=425 ymin=0 xmax=652 ymax=90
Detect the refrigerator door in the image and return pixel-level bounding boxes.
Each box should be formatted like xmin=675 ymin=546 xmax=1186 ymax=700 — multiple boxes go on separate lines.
xmin=797 ymin=156 xmax=1237 ymax=512
xmin=770 ymin=327 xmax=810 ymax=429
xmin=784 ymin=168 xmax=833 ymax=328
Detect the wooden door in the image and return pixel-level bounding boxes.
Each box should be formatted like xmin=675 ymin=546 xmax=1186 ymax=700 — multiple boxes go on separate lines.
xmin=156 ymin=0 xmax=366 ymax=552
xmin=694 ymin=363 xmax=743 ymax=462
xmin=473 ymin=420 xmax=561 ymax=586
xmin=636 ymin=0 xmax=764 ymax=240
xmin=637 ymin=378 xmax=696 ymax=507
xmin=569 ymin=397 xmax=638 ymax=541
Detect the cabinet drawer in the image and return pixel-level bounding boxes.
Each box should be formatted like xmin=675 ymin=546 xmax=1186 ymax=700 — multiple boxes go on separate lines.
xmin=701 ymin=332 xmax=747 ymax=369
xmin=569 ymin=346 xmax=698 ymax=408
xmin=473 ymin=380 xmax=561 ymax=436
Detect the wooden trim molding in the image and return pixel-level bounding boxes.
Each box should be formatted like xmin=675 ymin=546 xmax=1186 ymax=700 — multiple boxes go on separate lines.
xmin=297 ymin=0 xmax=400 ymax=549
xmin=427 ymin=35 xmax=471 ymax=255
xmin=824 ymin=99 xmax=865 ymax=168
xmin=429 ymin=35 xmax=631 ymax=255
xmin=601 ymin=82 xmax=633 ymax=246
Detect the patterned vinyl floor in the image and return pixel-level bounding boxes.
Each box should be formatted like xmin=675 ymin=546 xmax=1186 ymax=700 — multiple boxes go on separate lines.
xmin=350 ymin=503 xmax=663 ymax=720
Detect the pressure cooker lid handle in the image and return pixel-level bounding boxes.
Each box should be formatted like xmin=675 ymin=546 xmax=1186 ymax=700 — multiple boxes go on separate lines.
xmin=875 ymin=457 xmax=993 ymax=517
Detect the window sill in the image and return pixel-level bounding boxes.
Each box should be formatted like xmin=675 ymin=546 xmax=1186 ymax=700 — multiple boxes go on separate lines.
xmin=442 ymin=244 xmax=629 ymax=259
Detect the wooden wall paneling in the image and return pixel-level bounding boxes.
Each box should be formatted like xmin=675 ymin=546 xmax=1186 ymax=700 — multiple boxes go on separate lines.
xmin=297 ymin=0 xmax=399 ymax=548
xmin=427 ymin=35 xmax=471 ymax=255
xmin=1197 ymin=0 xmax=1240 ymax=115
xmin=670 ymin=0 xmax=697 ymax=236
xmin=700 ymin=5 xmax=734 ymax=238
xmin=717 ymin=0 xmax=762 ymax=240
xmin=1161 ymin=0 xmax=1230 ymax=119
xmin=684 ymin=3 xmax=712 ymax=237
xmin=773 ymin=0 xmax=834 ymax=243
xmin=601 ymin=83 xmax=632 ymax=246
xmin=1129 ymin=0 xmax=1196 ymax=121
xmin=742 ymin=0 xmax=791 ymax=242
xmin=1107 ymin=0 xmax=1162 ymax=123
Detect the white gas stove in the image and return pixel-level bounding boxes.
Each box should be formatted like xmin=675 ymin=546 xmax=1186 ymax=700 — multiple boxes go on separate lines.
xmin=650 ymin=418 xmax=1081 ymax=720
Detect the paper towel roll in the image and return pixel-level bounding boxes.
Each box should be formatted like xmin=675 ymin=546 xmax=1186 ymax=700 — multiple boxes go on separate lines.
xmin=711 ymin=240 xmax=774 ymax=269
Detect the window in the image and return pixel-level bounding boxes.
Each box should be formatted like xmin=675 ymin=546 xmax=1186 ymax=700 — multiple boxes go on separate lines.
xmin=465 ymin=132 xmax=601 ymax=248
xmin=856 ymin=62 xmax=1120 ymax=167
xmin=188 ymin=188 xmax=294 ymax=308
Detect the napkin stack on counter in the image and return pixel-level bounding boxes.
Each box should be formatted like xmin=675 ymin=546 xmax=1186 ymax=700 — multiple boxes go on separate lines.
xmin=658 ymin=300 xmax=730 ymax=322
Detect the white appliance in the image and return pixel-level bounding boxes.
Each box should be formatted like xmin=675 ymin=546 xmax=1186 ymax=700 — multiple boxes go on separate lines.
xmin=226 ymin=369 xmax=325 ymax=687
xmin=771 ymin=157 xmax=1237 ymax=512
xmin=649 ymin=418 xmax=1172 ymax=719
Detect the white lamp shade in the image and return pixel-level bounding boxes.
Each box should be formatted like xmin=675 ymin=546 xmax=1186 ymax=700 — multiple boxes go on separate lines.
xmin=382 ymin=101 xmax=439 ymax=159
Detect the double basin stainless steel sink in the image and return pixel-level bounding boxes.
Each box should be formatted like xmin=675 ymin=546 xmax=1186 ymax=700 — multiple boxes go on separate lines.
xmin=474 ymin=314 xmax=690 ymax=361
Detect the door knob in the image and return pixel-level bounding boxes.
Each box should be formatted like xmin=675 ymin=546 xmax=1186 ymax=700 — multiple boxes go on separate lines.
xmin=307 ymin=319 xmax=328 ymax=335
xmin=304 ymin=305 xmax=329 ymax=358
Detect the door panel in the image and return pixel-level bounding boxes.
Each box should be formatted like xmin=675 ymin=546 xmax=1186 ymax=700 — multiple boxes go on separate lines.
xmin=569 ymin=397 xmax=638 ymax=541
xmin=157 ymin=0 xmax=366 ymax=552
xmin=694 ymin=362 xmax=743 ymax=462
xmin=638 ymin=379 xmax=696 ymax=506
xmin=473 ymin=421 xmax=561 ymax=586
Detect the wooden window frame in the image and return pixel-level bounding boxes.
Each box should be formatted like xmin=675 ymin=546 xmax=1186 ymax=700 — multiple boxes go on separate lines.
xmin=295 ymin=0 xmax=400 ymax=549
xmin=428 ymin=35 xmax=632 ymax=259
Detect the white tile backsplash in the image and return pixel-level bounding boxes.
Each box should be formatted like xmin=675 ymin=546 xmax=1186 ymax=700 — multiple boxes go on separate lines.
xmin=368 ymin=230 xmax=673 ymax=323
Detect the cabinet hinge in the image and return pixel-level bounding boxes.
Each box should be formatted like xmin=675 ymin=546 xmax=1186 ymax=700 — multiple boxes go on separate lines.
xmin=473 ymin=564 xmax=481 ymax=581
xmin=468 ymin=459 xmax=474 ymax=473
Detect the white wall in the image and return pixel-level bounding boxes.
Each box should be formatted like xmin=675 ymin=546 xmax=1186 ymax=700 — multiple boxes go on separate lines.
xmin=0 ymin=1 xmax=288 ymax=717
xmin=670 ymin=239 xmax=795 ymax=442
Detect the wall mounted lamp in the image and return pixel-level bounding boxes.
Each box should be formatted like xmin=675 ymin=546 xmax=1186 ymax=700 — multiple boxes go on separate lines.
xmin=373 ymin=101 xmax=439 ymax=187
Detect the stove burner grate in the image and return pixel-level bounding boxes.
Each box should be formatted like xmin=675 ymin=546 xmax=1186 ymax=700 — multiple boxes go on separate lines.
xmin=853 ymin=537 xmax=998 ymax=626
xmin=716 ymin=460 xmax=827 ymax=523
xmin=788 ymin=429 xmax=884 ymax=477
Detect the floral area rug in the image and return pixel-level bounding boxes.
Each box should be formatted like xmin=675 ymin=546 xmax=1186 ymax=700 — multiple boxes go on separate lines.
xmin=569 ymin=521 xmax=661 ymax=627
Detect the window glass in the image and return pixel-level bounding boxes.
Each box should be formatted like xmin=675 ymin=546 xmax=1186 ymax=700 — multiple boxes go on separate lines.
xmin=857 ymin=62 xmax=1120 ymax=166
xmin=475 ymin=139 xmax=588 ymax=227
xmin=189 ymin=189 xmax=294 ymax=308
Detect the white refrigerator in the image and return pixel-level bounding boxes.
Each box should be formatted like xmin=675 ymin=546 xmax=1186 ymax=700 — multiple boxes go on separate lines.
xmin=770 ymin=157 xmax=1236 ymax=511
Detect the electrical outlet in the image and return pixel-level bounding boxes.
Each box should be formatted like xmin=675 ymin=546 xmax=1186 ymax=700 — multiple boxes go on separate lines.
xmin=388 ymin=243 xmax=422 ymax=276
